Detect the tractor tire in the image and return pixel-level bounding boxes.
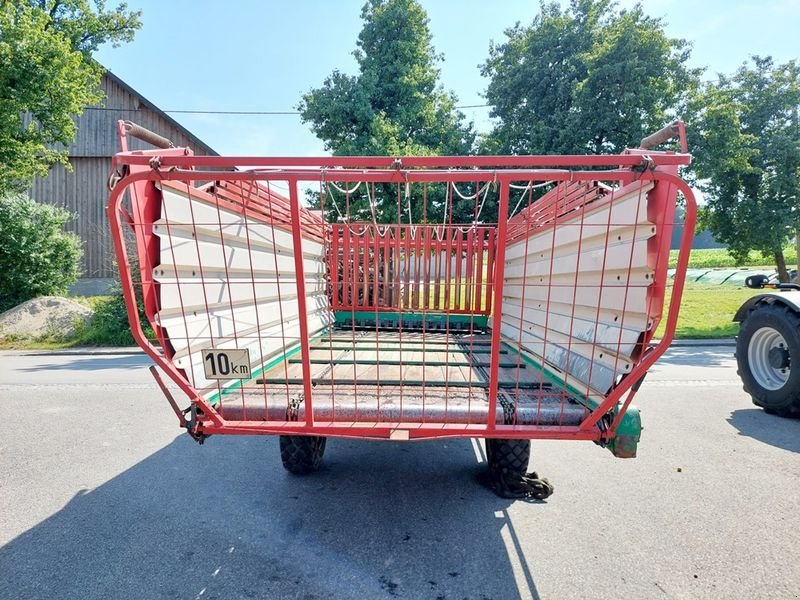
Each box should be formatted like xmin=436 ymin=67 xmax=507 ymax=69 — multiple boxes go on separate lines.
xmin=485 ymin=438 xmax=530 ymax=478
xmin=279 ymin=435 xmax=327 ymax=475
xmin=737 ymin=303 xmax=800 ymax=417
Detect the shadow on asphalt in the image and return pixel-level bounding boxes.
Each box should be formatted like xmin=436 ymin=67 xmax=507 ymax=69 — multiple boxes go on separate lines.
xmin=727 ymin=408 xmax=800 ymax=454
xmin=19 ymin=355 xmax=151 ymax=372
xmin=657 ymin=346 xmax=734 ymax=368
xmin=0 ymin=436 xmax=543 ymax=600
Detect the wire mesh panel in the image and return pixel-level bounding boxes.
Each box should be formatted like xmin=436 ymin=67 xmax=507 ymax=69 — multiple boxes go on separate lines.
xmin=109 ymin=141 xmax=694 ymax=454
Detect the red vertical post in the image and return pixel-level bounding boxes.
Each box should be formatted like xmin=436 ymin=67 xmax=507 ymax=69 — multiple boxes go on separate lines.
xmin=487 ymin=180 xmax=510 ymax=429
xmin=485 ymin=229 xmax=495 ymax=316
xmin=288 ymin=180 xmax=314 ymax=426
xmin=342 ymin=226 xmax=351 ymax=311
xmin=331 ymin=225 xmax=340 ymax=311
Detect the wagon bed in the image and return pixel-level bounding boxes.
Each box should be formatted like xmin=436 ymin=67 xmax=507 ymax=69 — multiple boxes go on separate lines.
xmin=217 ymin=329 xmax=587 ymax=428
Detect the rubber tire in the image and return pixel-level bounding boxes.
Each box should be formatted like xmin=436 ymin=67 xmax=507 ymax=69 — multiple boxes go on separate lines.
xmin=737 ymin=303 xmax=800 ymax=417
xmin=279 ymin=435 xmax=327 ymax=475
xmin=485 ymin=438 xmax=530 ymax=478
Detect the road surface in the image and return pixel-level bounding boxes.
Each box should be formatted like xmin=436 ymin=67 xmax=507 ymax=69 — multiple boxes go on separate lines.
xmin=0 ymin=346 xmax=798 ymax=599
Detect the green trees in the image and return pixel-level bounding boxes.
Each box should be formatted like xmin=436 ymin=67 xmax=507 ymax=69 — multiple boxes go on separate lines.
xmin=481 ymin=0 xmax=697 ymax=155
xmin=0 ymin=1 xmax=141 ymax=194
xmin=690 ymin=57 xmax=800 ymax=281
xmin=298 ymin=0 xmax=475 ymax=222
xmin=0 ymin=195 xmax=82 ymax=311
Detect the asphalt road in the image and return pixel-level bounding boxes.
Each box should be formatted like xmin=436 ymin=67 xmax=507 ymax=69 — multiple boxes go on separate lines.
xmin=0 ymin=346 xmax=798 ymax=600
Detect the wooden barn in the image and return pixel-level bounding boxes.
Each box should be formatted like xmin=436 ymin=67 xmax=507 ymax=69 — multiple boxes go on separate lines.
xmin=29 ymin=70 xmax=217 ymax=284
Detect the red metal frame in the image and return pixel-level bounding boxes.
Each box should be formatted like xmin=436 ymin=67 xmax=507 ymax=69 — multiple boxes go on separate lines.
xmin=108 ymin=129 xmax=695 ymax=446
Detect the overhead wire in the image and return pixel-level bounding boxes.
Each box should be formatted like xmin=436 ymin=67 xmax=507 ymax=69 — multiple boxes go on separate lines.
xmin=82 ymin=104 xmax=492 ymax=115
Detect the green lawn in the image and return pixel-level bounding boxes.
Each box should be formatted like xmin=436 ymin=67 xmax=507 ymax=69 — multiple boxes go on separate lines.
xmin=655 ymin=281 xmax=761 ymax=339
xmin=669 ymin=247 xmax=797 ymax=269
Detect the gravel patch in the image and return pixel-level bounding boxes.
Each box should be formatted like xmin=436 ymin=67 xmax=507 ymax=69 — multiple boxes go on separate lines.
xmin=0 ymin=296 xmax=92 ymax=339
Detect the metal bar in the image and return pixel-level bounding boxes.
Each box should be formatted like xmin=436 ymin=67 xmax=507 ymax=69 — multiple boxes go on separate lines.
xmin=403 ymin=226 xmax=411 ymax=309
xmin=315 ymin=338 xmax=493 ymax=346
xmin=362 ymin=226 xmax=369 ymax=307
xmin=474 ymin=228 xmax=484 ymax=313
xmin=113 ymin=152 xmax=692 ymax=169
xmin=331 ymin=225 xmax=340 ymax=311
xmin=308 ymin=345 xmax=507 ymax=353
xmin=639 ymin=120 xmax=681 ymax=150
xmin=485 ymin=228 xmax=495 ymax=316
xmin=288 ymin=179 xmax=315 ymax=426
xmin=123 ymin=120 xmax=175 ymax=149
xmin=413 ymin=226 xmax=423 ymax=309
xmin=198 ymin=421 xmax=600 ymax=441
xmin=422 ymin=226 xmax=432 ymax=310
xmin=288 ymin=358 xmax=523 ymax=367
xmin=342 ymin=225 xmax=351 ymax=311
xmin=454 ymin=229 xmax=464 ymax=309
xmin=382 ymin=226 xmax=391 ymax=307
xmin=465 ymin=226 xmax=475 ymax=311
xmin=149 ymin=366 xmax=187 ymax=427
xmin=256 ymin=377 xmax=550 ymax=390
xmin=487 ymin=181 xmax=511 ymax=429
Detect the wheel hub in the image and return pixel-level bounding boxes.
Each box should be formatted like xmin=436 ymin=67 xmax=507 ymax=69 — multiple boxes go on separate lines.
xmin=768 ymin=346 xmax=790 ymax=369
xmin=748 ymin=327 xmax=791 ymax=391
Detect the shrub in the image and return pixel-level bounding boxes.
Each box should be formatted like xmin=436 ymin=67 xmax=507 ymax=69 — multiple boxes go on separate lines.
xmin=72 ymin=292 xmax=138 ymax=346
xmin=0 ymin=194 xmax=82 ymax=312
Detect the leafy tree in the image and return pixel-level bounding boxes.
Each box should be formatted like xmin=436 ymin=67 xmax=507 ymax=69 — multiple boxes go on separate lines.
xmin=0 ymin=194 xmax=82 ymax=311
xmin=481 ymin=0 xmax=698 ymax=155
xmin=689 ymin=57 xmax=800 ymax=281
xmin=298 ymin=0 xmax=475 ymax=223
xmin=0 ymin=1 xmax=141 ymax=193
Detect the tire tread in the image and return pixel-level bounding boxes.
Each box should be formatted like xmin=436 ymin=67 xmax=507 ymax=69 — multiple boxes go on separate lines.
xmin=279 ymin=435 xmax=326 ymax=474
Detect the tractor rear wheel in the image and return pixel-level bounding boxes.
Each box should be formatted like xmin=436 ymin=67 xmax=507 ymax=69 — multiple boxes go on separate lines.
xmin=279 ymin=435 xmax=327 ymax=474
xmin=737 ymin=303 xmax=800 ymax=417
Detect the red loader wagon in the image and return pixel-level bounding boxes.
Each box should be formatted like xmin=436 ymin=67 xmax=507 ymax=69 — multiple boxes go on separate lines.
xmin=108 ymin=120 xmax=696 ymax=499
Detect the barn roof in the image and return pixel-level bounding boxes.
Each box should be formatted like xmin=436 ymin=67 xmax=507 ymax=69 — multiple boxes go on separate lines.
xmin=103 ymin=70 xmax=218 ymax=156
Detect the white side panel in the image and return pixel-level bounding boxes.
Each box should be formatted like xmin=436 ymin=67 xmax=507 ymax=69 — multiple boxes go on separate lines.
xmin=153 ymin=185 xmax=332 ymax=396
xmin=504 ymin=184 xmax=653 ymax=261
xmin=500 ymin=182 xmax=655 ymax=396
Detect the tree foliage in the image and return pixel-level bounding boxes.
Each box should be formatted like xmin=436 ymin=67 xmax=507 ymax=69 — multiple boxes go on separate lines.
xmin=0 ymin=1 xmax=141 ymax=193
xmin=298 ymin=0 xmax=475 ymax=223
xmin=0 ymin=194 xmax=82 ymax=311
xmin=689 ymin=57 xmax=800 ymax=280
xmin=481 ymin=0 xmax=698 ymax=155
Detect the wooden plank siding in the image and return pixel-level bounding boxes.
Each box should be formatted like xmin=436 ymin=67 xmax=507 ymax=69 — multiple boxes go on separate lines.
xmin=28 ymin=70 xmax=217 ymax=278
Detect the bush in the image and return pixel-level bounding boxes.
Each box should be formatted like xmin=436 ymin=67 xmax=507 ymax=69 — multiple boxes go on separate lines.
xmin=0 ymin=195 xmax=82 ymax=312
xmin=72 ymin=292 xmax=138 ymax=346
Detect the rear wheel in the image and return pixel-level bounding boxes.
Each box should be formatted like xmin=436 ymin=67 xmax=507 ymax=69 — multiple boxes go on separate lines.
xmin=485 ymin=438 xmax=530 ymax=478
xmin=279 ymin=435 xmax=327 ymax=474
xmin=483 ymin=438 xmax=553 ymax=499
xmin=737 ymin=303 xmax=800 ymax=417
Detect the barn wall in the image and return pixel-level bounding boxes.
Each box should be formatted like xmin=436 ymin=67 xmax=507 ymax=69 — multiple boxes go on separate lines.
xmin=30 ymin=158 xmax=113 ymax=277
xmin=28 ymin=71 xmax=216 ymax=279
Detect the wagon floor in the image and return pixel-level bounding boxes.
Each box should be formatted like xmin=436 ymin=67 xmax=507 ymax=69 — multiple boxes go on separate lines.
xmin=217 ymin=329 xmax=589 ymax=426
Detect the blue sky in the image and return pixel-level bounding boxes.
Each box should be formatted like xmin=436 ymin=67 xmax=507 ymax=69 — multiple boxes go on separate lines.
xmin=95 ymin=0 xmax=800 ymax=157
